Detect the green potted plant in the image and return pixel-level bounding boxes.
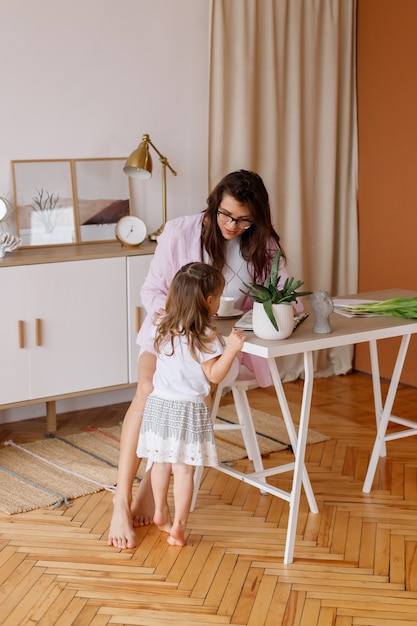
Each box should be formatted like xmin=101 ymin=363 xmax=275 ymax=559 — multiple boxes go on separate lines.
xmin=241 ymin=250 xmax=311 ymax=339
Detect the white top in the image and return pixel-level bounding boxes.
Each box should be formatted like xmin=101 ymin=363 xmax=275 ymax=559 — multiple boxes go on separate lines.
xmin=153 ymin=329 xmax=225 ymax=397
xmin=203 ymin=237 xmax=252 ymax=302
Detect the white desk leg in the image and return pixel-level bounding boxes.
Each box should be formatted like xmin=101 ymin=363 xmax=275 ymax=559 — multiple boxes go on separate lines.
xmin=231 ymin=385 xmax=265 ymax=477
xmin=284 ymin=351 xmax=315 ymax=564
xmin=369 ymin=340 xmax=386 ymax=458
xmin=363 ymin=334 xmax=411 ymax=493
xmin=268 ymin=357 xmax=318 ymax=515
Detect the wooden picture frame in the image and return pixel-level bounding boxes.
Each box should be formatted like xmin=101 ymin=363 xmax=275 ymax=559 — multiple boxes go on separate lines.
xmin=73 ymin=158 xmax=130 ymax=243
xmin=12 ymin=159 xmax=76 ymax=247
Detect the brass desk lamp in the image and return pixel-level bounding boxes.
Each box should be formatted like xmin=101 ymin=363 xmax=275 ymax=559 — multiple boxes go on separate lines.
xmin=123 ymin=134 xmax=177 ymax=241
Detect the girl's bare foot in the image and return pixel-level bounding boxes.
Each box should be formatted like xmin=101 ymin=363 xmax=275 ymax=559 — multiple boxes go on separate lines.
xmin=108 ymin=500 xmax=137 ymax=549
xmin=167 ymin=525 xmax=187 ymax=546
xmin=153 ymin=508 xmax=172 ymax=534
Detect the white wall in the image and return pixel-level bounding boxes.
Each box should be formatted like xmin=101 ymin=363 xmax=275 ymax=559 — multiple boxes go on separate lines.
xmin=0 ymin=0 xmax=210 ymax=232
xmin=0 ymin=0 xmax=210 ymax=422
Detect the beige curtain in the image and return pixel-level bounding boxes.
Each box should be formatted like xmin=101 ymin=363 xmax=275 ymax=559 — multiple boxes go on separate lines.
xmin=208 ymin=0 xmax=358 ymax=380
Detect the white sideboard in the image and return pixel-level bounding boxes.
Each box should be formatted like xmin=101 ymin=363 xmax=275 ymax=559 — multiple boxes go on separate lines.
xmin=0 ymin=241 xmax=155 ymax=430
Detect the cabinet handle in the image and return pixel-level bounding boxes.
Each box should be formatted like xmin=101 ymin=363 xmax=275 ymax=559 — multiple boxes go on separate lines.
xmin=18 ymin=320 xmax=25 ymax=349
xmin=35 ymin=318 xmax=43 ymax=347
xmin=135 ymin=307 xmax=142 ymax=333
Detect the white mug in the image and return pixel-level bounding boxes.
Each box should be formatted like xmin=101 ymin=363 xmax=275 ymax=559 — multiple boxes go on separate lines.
xmin=217 ymin=296 xmax=235 ymax=316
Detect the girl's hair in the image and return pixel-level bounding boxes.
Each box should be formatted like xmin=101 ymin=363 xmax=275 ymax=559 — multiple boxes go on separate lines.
xmin=202 ymin=169 xmax=285 ymax=283
xmin=155 ymin=262 xmax=225 ymax=361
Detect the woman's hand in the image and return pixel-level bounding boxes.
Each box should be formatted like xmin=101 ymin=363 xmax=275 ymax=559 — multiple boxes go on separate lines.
xmin=151 ymin=308 xmax=166 ymax=324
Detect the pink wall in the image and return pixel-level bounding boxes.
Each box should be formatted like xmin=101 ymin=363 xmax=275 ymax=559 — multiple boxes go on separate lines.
xmin=0 ymin=0 xmax=210 ymax=234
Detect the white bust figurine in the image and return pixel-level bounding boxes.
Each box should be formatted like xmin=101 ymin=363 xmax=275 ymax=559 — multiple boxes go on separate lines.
xmin=310 ymin=290 xmax=333 ymax=333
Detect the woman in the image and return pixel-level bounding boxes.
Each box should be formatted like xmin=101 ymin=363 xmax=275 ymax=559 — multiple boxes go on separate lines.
xmin=108 ymin=169 xmax=302 ymax=549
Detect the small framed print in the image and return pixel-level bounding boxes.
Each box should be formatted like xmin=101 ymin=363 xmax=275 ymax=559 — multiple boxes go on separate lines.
xmin=12 ymin=159 xmax=76 ymax=247
xmin=73 ymin=158 xmax=130 ymax=243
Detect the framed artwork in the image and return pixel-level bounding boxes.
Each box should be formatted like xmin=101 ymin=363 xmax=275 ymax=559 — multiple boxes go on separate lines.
xmin=12 ymin=160 xmax=76 ymax=247
xmin=73 ymin=158 xmax=130 ymax=243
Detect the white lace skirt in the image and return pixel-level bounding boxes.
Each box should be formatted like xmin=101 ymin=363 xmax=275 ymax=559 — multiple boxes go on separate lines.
xmin=137 ymin=391 xmax=218 ymax=467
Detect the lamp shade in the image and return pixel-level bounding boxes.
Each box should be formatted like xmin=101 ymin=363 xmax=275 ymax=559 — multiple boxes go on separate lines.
xmin=123 ymin=139 xmax=153 ymax=180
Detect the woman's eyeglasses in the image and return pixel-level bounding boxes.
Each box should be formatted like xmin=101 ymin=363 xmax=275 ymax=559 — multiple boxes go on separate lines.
xmin=216 ymin=209 xmax=253 ymax=230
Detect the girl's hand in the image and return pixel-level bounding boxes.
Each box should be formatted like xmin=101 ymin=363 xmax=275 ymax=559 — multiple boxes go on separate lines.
xmin=225 ymin=327 xmax=246 ymax=353
xmin=202 ymin=328 xmax=246 ymax=384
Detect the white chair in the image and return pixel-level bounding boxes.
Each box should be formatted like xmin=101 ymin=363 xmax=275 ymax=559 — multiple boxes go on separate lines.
xmin=190 ymin=373 xmax=264 ymax=511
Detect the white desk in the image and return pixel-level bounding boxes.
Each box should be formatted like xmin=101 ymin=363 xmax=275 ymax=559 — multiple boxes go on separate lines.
xmin=218 ymin=289 xmax=417 ymax=564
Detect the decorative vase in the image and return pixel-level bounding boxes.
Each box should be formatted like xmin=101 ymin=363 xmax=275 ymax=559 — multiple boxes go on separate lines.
xmin=252 ymin=301 xmax=294 ymax=340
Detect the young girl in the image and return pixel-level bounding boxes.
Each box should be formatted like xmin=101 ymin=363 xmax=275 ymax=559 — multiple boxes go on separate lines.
xmin=137 ymin=262 xmax=245 ymax=547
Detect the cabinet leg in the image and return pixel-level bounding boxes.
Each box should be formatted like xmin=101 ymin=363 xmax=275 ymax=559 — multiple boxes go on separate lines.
xmin=46 ymin=401 xmax=57 ymax=432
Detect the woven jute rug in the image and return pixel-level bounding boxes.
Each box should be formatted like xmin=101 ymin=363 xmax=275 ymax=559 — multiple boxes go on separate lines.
xmin=0 ymin=407 xmax=329 ymax=514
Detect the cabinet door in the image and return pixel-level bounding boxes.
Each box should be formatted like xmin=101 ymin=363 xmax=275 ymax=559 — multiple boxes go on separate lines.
xmin=28 ymin=258 xmax=128 ymax=398
xmin=127 ymin=255 xmax=153 ymax=383
xmin=0 ymin=266 xmax=31 ymax=404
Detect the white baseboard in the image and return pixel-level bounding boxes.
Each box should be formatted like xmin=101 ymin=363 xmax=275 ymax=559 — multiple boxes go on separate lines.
xmin=0 ymin=388 xmax=136 ymax=424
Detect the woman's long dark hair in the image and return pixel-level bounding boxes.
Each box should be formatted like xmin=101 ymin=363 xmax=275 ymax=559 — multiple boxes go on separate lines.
xmin=202 ymin=170 xmax=284 ymax=283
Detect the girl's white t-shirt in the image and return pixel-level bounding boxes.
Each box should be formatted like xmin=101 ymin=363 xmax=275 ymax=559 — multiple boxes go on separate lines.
xmin=153 ymin=331 xmax=224 ymax=398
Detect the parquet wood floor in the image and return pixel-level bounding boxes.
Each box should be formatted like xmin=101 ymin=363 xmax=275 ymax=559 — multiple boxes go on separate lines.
xmin=1 ymin=371 xmax=417 ymax=625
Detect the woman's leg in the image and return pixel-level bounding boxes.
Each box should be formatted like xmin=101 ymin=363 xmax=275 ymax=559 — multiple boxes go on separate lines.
xmin=108 ymin=351 xmax=156 ymax=549
xmin=167 ymin=463 xmax=195 ymax=546
xmin=150 ymin=462 xmax=173 ymax=534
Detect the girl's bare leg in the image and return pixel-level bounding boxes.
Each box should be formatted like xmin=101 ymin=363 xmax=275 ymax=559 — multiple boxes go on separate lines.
xmin=167 ymin=463 xmax=194 ymax=546
xmin=108 ymin=351 xmax=156 ymax=549
xmin=150 ymin=462 xmax=173 ymax=534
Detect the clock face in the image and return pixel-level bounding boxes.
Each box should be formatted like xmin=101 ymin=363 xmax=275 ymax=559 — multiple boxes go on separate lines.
xmin=115 ymin=216 xmax=147 ymax=246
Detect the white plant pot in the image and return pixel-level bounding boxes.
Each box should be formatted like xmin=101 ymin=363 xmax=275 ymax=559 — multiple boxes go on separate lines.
xmin=252 ymin=301 xmax=294 ymax=340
